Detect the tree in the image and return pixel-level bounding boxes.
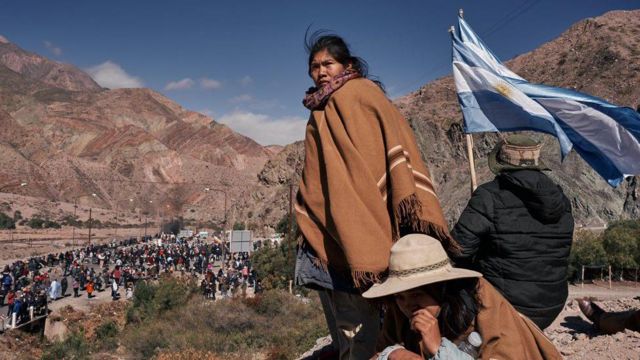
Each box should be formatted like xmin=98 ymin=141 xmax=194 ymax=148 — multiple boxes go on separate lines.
xmin=276 ymin=214 xmax=298 ymax=238
xmin=602 ymin=225 xmax=639 ymax=269
xmin=233 ymin=221 xmax=246 ymax=231
xmin=252 ymin=214 xmax=301 ymax=292
xmin=569 ymin=230 xmax=607 ymax=280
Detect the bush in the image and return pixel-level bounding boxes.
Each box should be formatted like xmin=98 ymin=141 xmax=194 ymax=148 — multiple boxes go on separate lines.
xmin=94 ymin=320 xmax=119 ymax=350
xmin=569 ymin=220 xmax=640 ymax=280
xmin=251 ymin=237 xmax=296 ymax=292
xmin=122 ymin=282 xmax=327 ymax=359
xmin=126 ymin=277 xmax=197 ymax=324
xmin=42 ymin=331 xmax=89 ymax=360
xmin=95 ymin=320 xmax=118 ymax=340
xmin=602 ymin=223 xmax=639 ymax=269
xmin=0 ymin=212 xmax=15 ymax=229
xmin=569 ymin=230 xmax=608 ymax=280
xmin=26 ymin=217 xmax=61 ymax=229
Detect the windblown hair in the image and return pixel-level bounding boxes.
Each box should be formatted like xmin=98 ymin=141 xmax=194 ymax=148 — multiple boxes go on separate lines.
xmin=431 ymin=278 xmax=481 ymax=339
xmin=304 ymin=28 xmax=384 ymax=90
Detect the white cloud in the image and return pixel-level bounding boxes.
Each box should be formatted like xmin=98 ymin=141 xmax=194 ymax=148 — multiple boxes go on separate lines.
xmin=239 ymin=75 xmax=253 ymax=86
xmin=164 ymin=78 xmax=195 ymax=91
xmin=218 ymin=110 xmax=306 ymax=145
xmin=86 ymin=61 xmax=144 ymax=89
xmin=200 ymin=78 xmax=222 ymax=90
xmin=44 ymin=41 xmax=62 ymax=56
xmin=229 ymin=94 xmax=253 ymax=104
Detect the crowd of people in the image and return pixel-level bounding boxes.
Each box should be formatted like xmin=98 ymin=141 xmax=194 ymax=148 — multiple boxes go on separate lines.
xmin=1 ymin=232 xmax=260 ymax=330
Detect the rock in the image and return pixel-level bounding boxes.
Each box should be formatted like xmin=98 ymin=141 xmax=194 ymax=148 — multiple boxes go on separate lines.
xmin=44 ymin=317 xmax=68 ymax=342
xmin=573 ymin=333 xmax=588 ymax=341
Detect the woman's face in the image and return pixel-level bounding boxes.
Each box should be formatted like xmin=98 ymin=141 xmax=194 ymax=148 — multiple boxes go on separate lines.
xmin=394 ymin=286 xmax=442 ymax=318
xmin=309 ymin=49 xmax=348 ymax=88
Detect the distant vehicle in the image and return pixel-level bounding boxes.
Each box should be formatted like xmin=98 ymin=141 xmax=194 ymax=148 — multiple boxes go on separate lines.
xmin=178 ymin=229 xmax=194 ymax=239
xmin=198 ymin=231 xmax=209 ymax=239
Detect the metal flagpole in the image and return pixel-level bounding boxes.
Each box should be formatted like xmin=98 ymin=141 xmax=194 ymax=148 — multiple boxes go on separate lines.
xmin=451 ymin=9 xmax=478 ymax=194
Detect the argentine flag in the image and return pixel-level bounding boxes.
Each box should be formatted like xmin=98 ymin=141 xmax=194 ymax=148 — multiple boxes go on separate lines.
xmin=452 ymin=15 xmax=640 ymax=187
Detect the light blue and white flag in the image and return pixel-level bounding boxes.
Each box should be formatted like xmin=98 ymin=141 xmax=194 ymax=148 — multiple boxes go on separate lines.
xmin=452 ymin=15 xmax=640 ymax=187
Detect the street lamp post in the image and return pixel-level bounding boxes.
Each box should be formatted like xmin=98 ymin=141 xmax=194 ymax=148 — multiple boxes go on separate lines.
xmin=204 ymin=187 xmax=228 ymax=265
xmin=88 ymin=193 xmax=97 ymax=246
xmin=72 ymin=197 xmax=77 ymax=247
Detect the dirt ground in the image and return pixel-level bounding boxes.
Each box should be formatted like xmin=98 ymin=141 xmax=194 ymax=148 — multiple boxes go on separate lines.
xmin=299 ymin=282 xmax=640 ymax=360
xmin=546 ymin=282 xmax=640 ymax=360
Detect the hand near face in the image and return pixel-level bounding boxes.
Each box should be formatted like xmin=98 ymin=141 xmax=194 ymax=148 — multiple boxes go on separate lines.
xmin=411 ymin=309 xmax=442 ymax=357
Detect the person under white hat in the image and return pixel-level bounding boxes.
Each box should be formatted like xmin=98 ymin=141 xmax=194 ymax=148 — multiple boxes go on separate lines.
xmin=364 ymin=234 xmax=561 ymax=360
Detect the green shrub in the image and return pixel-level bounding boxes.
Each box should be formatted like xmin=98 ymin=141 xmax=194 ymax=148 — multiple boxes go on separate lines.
xmin=94 ymin=320 xmax=119 ymax=350
xmin=569 ymin=230 xmax=607 ymax=280
xmin=0 ymin=212 xmax=15 ymax=229
xmin=95 ymin=321 xmax=118 ymax=340
xmin=26 ymin=217 xmax=61 ymax=229
xmin=121 ymin=280 xmax=326 ymax=359
xmin=42 ymin=331 xmax=89 ymax=360
xmin=602 ymin=225 xmax=639 ymax=269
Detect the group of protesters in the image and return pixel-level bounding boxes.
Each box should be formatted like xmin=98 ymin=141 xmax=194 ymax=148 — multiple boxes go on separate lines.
xmin=1 ymin=231 xmax=262 ymax=330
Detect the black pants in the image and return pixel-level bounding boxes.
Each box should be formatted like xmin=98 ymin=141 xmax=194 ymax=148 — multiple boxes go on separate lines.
xmin=74 ymin=288 xmax=79 ymax=297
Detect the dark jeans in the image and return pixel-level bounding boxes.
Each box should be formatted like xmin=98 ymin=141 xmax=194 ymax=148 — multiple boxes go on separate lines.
xmin=598 ymin=309 xmax=640 ymax=334
xmin=73 ymin=288 xmax=79 ymax=297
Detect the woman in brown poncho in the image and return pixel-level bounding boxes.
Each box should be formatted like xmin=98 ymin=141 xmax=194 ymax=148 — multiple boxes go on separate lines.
xmin=294 ymin=33 xmax=457 ymax=360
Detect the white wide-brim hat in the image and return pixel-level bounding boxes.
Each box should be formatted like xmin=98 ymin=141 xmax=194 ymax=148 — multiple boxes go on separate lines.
xmin=362 ymin=234 xmax=482 ymax=298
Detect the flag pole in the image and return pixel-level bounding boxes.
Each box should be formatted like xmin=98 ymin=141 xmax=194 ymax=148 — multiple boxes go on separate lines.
xmin=451 ymin=12 xmax=478 ymax=194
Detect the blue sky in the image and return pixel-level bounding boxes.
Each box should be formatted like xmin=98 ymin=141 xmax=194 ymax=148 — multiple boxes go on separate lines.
xmin=1 ymin=0 xmax=637 ymax=145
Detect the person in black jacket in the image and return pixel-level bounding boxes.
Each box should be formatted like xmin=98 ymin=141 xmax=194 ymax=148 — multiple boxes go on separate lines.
xmin=451 ymin=135 xmax=574 ymax=329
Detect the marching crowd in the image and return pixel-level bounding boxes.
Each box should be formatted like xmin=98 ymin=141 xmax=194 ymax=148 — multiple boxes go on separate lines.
xmin=1 ymin=232 xmax=259 ymax=329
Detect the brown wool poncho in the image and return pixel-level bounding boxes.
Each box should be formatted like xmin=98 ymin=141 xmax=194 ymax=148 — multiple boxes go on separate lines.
xmin=295 ymin=78 xmax=458 ymax=287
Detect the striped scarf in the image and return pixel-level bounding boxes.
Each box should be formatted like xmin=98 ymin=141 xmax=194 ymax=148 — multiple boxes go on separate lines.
xmin=296 ymin=77 xmax=459 ymax=289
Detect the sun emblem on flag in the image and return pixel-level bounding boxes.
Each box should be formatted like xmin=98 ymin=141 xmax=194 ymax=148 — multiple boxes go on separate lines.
xmin=494 ymin=81 xmax=512 ymax=99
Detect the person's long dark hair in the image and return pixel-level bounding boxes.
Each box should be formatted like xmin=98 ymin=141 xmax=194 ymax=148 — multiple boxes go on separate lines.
xmin=431 ymin=278 xmax=480 ymax=339
xmin=380 ymin=278 xmax=480 ymax=341
xmin=304 ymin=28 xmax=384 ymax=90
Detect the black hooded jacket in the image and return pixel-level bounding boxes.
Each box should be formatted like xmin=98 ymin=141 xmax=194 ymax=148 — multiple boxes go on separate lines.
xmin=451 ymin=169 xmax=574 ymax=329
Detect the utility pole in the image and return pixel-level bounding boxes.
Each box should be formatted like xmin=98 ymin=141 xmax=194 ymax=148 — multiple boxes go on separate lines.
xmin=87 ymin=208 xmax=92 ymax=246
xmin=288 ymin=182 xmax=294 ymax=240
xmin=72 ymin=198 xmax=77 ymax=246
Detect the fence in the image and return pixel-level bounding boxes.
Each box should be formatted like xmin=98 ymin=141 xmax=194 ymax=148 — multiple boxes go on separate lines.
xmin=579 ymin=264 xmax=640 ymax=288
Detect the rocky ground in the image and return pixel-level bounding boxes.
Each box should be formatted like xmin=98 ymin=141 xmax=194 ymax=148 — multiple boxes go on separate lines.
xmin=299 ymin=282 xmax=640 ymax=360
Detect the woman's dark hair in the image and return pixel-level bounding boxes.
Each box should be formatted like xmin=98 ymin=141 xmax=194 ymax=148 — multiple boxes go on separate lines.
xmin=430 ymin=278 xmax=480 ymax=339
xmin=304 ymin=29 xmax=383 ymax=89
xmin=379 ymin=277 xmax=480 ymax=340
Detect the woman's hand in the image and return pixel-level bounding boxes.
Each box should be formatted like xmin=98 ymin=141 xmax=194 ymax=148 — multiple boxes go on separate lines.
xmin=410 ymin=309 xmax=442 ymax=357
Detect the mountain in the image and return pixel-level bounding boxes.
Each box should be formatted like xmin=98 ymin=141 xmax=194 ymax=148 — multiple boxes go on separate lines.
xmin=247 ymin=9 xmax=640 ymax=229
xmin=0 ymin=37 xmax=272 ymax=223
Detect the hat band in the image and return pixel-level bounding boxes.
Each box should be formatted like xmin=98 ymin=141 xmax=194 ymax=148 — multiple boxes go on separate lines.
xmin=389 ymin=258 xmax=450 ymax=277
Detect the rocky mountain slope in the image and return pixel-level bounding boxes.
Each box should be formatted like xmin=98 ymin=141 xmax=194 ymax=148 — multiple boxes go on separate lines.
xmin=248 ymin=9 xmax=640 ymax=229
xmin=0 ymin=37 xmax=271 ymax=223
